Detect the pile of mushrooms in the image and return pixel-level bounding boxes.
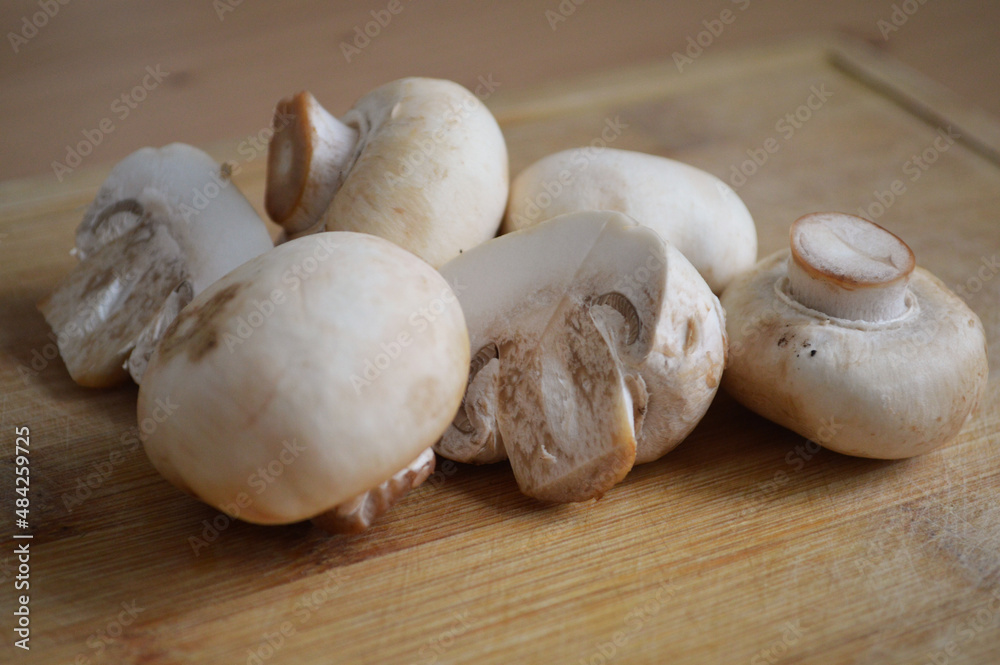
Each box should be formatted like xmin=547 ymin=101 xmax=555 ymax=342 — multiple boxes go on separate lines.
xmin=38 ymin=74 xmax=990 ymax=535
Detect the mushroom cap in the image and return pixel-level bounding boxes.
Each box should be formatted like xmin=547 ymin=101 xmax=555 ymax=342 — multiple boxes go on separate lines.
xmin=503 ymin=147 xmax=757 ymax=292
xmin=634 ymin=240 xmax=728 ymax=463
xmin=436 ymin=211 xmax=726 ymax=501
xmin=138 ymin=232 xmax=469 ymax=524
xmin=38 ymin=143 xmax=273 ymax=386
xmin=322 ymin=78 xmax=508 ymax=267
xmin=721 ymin=251 xmax=989 ymax=458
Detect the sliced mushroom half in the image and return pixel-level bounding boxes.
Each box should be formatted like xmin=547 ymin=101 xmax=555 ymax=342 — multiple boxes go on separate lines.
xmin=436 ymin=210 xmax=727 ymax=502
xmin=38 ymin=143 xmax=274 ymax=387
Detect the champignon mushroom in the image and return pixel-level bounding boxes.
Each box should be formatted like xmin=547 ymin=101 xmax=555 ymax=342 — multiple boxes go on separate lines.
xmin=435 ymin=210 xmax=727 ymax=502
xmin=503 ymin=147 xmax=757 ymax=292
xmin=721 ymin=212 xmax=989 ymax=459
xmin=137 ymin=232 xmax=469 ymax=531
xmin=37 ymin=143 xmax=274 ymax=387
xmin=265 ymin=78 xmax=508 ymax=266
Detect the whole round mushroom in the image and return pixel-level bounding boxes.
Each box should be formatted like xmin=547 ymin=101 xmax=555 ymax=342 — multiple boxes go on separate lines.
xmin=721 ymin=212 xmax=989 ymax=459
xmin=265 ymin=78 xmax=509 ymax=267
xmin=138 ymin=232 xmax=470 ymax=531
xmin=435 ymin=210 xmax=727 ymax=502
xmin=38 ymin=143 xmax=274 ymax=386
xmin=503 ymin=147 xmax=757 ymax=292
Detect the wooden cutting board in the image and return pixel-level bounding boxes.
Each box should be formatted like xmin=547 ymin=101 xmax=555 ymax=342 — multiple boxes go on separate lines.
xmin=2 ymin=35 xmax=999 ymax=664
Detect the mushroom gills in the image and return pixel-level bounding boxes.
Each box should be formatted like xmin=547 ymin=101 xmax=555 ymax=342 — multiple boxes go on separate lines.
xmin=127 ymin=280 xmax=194 ymax=383
xmin=77 ymin=197 xmax=146 ymax=253
xmin=592 ymin=291 xmax=641 ymax=345
xmin=439 ymin=349 xmax=504 ymax=464
xmin=311 ymin=447 xmax=436 ymax=534
xmin=452 ymin=342 xmax=500 ymax=435
xmin=39 ymin=143 xmax=275 ymax=387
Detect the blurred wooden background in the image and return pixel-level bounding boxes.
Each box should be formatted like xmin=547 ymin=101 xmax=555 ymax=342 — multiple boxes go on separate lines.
xmin=1 ymin=0 xmax=998 ymax=183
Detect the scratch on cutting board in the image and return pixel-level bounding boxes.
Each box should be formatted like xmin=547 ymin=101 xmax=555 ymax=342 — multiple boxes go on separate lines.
xmin=898 ymin=472 xmax=1000 ymax=589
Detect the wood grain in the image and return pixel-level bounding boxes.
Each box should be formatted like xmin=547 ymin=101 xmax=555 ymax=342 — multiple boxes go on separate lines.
xmin=1 ymin=36 xmax=999 ymax=664
xmin=2 ymin=0 xmax=1000 ymax=183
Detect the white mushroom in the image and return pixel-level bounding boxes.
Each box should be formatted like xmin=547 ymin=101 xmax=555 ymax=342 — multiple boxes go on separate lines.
xmin=436 ymin=211 xmax=727 ymax=502
xmin=721 ymin=212 xmax=989 ymax=459
xmin=265 ymin=78 xmax=508 ymax=266
xmin=38 ymin=143 xmax=273 ymax=387
xmin=503 ymin=147 xmax=757 ymax=292
xmin=137 ymin=232 xmax=469 ymax=531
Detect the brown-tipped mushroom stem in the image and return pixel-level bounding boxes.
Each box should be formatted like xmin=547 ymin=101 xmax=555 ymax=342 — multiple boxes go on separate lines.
xmin=265 ymin=79 xmax=508 ymax=267
xmin=311 ymin=447 xmax=436 ymax=534
xmin=786 ymin=212 xmax=915 ymax=322
xmin=265 ymin=91 xmax=359 ymax=236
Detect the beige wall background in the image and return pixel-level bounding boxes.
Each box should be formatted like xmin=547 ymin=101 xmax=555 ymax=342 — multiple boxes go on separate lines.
xmin=1 ymin=0 xmax=998 ymax=182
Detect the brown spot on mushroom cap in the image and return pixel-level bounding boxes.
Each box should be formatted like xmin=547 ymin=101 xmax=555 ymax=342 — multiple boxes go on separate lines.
xmin=157 ymin=282 xmax=244 ymax=363
xmin=683 ymin=316 xmax=699 ymax=352
xmin=790 ymin=212 xmax=915 ymax=289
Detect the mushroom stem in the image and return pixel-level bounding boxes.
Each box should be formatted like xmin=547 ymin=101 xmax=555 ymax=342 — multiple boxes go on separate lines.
xmin=786 ymin=212 xmax=915 ymax=322
xmin=311 ymin=447 xmax=436 ymax=534
xmin=265 ymin=91 xmax=359 ymax=236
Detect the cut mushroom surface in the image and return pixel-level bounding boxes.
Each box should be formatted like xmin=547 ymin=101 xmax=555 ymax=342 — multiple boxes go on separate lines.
xmin=721 ymin=212 xmax=989 ymax=459
xmin=138 ymin=232 xmax=469 ymax=529
xmin=436 ymin=210 xmax=727 ymax=502
xmin=266 ymin=78 xmax=508 ymax=267
xmin=503 ymin=147 xmax=757 ymax=292
xmin=38 ymin=143 xmax=273 ymax=387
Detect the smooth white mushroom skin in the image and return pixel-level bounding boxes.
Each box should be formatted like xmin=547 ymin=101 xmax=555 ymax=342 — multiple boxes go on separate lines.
xmin=265 ymin=78 xmax=509 ymax=267
xmin=436 ymin=211 xmax=727 ymax=502
xmin=503 ymin=147 xmax=757 ymax=292
xmin=38 ymin=144 xmax=273 ymax=387
xmin=138 ymin=232 xmax=469 ymax=526
xmin=721 ymin=214 xmax=989 ymax=459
